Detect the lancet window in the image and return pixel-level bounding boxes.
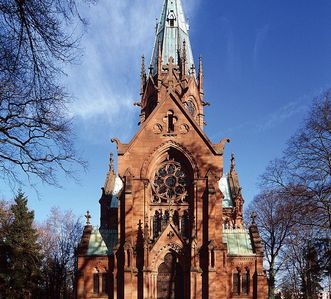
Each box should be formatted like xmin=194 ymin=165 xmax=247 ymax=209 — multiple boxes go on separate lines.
xmin=232 ymin=267 xmax=250 ymax=296
xmin=93 ymin=273 xmax=99 ymax=294
xmin=232 ymin=271 xmax=240 ymax=295
xmin=151 ymin=208 xmax=190 ymax=240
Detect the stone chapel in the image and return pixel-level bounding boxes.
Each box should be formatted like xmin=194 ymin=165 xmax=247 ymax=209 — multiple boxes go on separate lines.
xmin=75 ymin=0 xmax=268 ymax=298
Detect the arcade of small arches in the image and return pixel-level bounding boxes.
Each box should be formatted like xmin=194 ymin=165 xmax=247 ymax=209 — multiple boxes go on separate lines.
xmin=92 ymin=267 xmax=109 ymax=296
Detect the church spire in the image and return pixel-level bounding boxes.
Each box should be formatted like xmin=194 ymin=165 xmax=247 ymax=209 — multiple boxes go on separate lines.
xmin=150 ymin=0 xmax=194 ymax=76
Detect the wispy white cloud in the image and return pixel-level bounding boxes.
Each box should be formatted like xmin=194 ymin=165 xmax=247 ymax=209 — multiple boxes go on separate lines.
xmin=258 ymin=101 xmax=307 ymax=132
xmin=66 ymin=0 xmax=200 ymax=139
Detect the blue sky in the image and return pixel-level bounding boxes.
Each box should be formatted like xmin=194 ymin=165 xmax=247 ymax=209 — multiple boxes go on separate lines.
xmin=1 ymin=0 xmax=331 ymax=225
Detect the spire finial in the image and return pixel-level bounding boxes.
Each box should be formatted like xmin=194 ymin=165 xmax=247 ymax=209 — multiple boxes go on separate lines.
xmin=85 ymin=211 xmax=91 ymax=225
xmin=140 ymin=55 xmax=146 ymax=96
xmin=198 ymin=55 xmax=204 ymax=98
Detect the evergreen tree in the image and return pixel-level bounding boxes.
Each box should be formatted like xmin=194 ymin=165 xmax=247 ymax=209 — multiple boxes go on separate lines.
xmin=301 ymin=242 xmax=323 ymax=299
xmin=0 ymin=191 xmax=42 ymax=298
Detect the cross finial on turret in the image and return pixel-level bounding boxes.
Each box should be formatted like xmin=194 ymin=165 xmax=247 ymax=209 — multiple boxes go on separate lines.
xmin=250 ymin=211 xmax=257 ymax=225
xmin=85 ymin=210 xmax=91 ymax=225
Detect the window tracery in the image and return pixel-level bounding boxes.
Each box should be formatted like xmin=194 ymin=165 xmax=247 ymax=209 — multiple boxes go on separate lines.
xmin=152 ymin=161 xmax=188 ymax=204
xmin=184 ymin=99 xmax=196 ymax=116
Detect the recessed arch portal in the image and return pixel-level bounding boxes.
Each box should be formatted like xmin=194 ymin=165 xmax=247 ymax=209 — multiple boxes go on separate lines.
xmin=157 ymin=252 xmax=184 ymax=299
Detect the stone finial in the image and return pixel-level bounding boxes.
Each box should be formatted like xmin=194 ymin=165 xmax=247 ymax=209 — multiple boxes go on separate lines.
xmin=250 ymin=211 xmax=257 ymax=225
xmin=231 ymin=153 xmax=235 ymax=171
xmin=85 ymin=210 xmax=91 ymax=225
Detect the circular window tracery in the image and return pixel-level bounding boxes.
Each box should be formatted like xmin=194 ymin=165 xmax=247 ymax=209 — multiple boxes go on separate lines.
xmin=184 ymin=100 xmax=196 ymax=116
xmin=152 ymin=161 xmax=188 ymax=204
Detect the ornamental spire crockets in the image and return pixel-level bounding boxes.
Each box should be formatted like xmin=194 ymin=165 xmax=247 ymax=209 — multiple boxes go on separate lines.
xmin=150 ymin=0 xmax=194 ymax=76
xmin=140 ymin=56 xmax=146 ymax=96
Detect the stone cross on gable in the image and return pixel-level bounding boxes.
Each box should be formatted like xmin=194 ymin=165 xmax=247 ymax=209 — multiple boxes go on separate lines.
xmin=163 ymin=110 xmax=178 ymax=133
xmin=163 ymin=56 xmax=179 ymax=84
xmin=85 ymin=210 xmax=91 ymax=225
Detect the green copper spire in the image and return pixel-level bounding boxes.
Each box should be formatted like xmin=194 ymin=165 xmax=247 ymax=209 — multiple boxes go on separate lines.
xmin=151 ymin=0 xmax=194 ymax=75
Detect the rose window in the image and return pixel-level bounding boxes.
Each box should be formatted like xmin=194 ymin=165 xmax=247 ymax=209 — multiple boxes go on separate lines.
xmin=152 ymin=162 xmax=188 ymax=203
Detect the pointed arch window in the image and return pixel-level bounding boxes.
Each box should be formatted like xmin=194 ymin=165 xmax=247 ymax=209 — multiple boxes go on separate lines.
xmin=167 ymin=10 xmax=176 ymax=27
xmin=93 ymin=273 xmax=99 ymax=294
xmin=232 ymin=270 xmax=240 ymax=295
xmin=242 ymin=268 xmax=250 ymax=295
xmin=181 ymin=210 xmax=190 ymax=239
xmin=102 ymin=273 xmax=108 ymax=294
xmin=153 ymin=210 xmax=161 ymax=238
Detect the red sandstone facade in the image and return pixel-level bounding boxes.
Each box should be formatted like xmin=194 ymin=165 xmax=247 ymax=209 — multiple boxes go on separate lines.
xmin=76 ymin=1 xmax=268 ymax=298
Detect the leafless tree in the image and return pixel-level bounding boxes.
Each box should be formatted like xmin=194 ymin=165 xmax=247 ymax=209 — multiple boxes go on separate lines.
xmin=0 ymin=0 xmax=94 ymax=187
xmin=261 ymin=89 xmax=331 ymax=230
xmin=247 ymin=189 xmax=300 ymax=299
xmin=256 ymin=90 xmax=331 ymax=298
xmin=38 ymin=207 xmax=83 ymax=299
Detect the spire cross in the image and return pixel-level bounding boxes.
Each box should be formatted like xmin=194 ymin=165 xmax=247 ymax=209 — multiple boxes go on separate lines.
xmin=85 ymin=210 xmax=91 ymax=225
xmin=250 ymin=211 xmax=257 ymax=225
xmin=163 ymin=57 xmax=179 ymax=83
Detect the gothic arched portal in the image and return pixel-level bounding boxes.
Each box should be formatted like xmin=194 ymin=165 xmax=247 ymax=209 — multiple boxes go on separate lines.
xmin=157 ymin=253 xmax=184 ymax=299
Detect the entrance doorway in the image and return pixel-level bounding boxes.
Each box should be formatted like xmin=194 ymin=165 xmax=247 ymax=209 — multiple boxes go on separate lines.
xmin=157 ymin=252 xmax=184 ymax=299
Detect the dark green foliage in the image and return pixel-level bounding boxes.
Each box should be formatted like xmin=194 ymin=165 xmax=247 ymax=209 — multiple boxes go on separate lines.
xmin=301 ymin=242 xmax=323 ymax=299
xmin=0 ymin=191 xmax=41 ymax=298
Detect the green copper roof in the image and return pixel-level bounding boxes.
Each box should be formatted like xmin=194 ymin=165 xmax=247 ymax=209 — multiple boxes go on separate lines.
xmin=151 ymin=0 xmax=194 ymax=75
xmin=219 ymin=176 xmax=234 ymax=208
xmin=223 ymin=229 xmax=255 ymax=256
xmin=86 ymin=228 xmax=117 ymax=256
